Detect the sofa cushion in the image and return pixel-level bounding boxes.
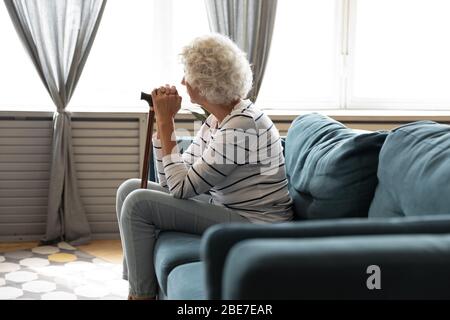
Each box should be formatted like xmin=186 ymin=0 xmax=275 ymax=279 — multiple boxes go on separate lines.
xmin=154 ymin=232 xmax=202 ymax=296
xmin=369 ymin=121 xmax=450 ymax=218
xmin=167 ymin=262 xmax=206 ymax=300
xmin=285 ymin=113 xmax=388 ymax=220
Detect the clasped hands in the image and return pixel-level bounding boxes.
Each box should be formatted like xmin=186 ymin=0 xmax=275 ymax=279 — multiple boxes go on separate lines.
xmin=151 ymin=84 xmax=182 ymax=123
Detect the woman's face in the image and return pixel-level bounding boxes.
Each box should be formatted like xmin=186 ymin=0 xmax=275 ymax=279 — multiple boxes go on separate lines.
xmin=181 ymin=76 xmax=203 ymax=105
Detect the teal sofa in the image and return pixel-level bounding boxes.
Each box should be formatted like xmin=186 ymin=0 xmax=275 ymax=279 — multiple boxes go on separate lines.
xmin=150 ymin=113 xmax=450 ymax=300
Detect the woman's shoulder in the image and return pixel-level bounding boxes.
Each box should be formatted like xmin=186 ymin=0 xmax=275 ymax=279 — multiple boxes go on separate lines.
xmin=220 ymin=115 xmax=257 ymax=134
xmin=218 ymin=101 xmax=264 ymax=131
xmin=224 ymin=105 xmax=277 ymax=135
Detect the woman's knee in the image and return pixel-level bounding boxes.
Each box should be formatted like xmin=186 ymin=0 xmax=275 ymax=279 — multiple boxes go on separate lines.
xmin=116 ymin=178 xmax=141 ymax=220
xmin=117 ymin=179 xmax=165 ymax=203
xmin=117 ymin=178 xmax=141 ymax=202
xmin=119 ymin=189 xmax=171 ymax=229
xmin=120 ymin=189 xmax=155 ymax=225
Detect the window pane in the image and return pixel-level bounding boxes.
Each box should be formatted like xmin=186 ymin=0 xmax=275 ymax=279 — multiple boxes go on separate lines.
xmin=257 ymin=0 xmax=339 ymax=109
xmin=71 ymin=0 xmax=209 ymax=112
xmin=70 ymin=0 xmax=155 ymax=111
xmin=352 ymin=0 xmax=450 ymax=105
xmin=0 ymin=6 xmax=53 ymax=111
xmin=172 ymin=0 xmax=209 ymax=77
xmin=170 ymin=0 xmax=210 ymax=111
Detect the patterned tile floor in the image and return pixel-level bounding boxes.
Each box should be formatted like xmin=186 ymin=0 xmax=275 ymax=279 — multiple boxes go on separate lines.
xmin=0 ymin=242 xmax=128 ymax=300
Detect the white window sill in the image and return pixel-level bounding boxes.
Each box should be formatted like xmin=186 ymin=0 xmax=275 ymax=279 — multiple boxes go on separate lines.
xmin=1 ymin=108 xmax=450 ymax=123
xmin=262 ymin=109 xmax=450 ymax=123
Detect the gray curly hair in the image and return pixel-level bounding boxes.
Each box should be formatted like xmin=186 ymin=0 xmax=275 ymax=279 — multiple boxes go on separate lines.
xmin=180 ymin=33 xmax=253 ymax=105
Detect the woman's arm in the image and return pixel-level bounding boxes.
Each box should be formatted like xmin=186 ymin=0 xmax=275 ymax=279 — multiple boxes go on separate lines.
xmin=149 ymin=85 xmax=180 ymax=188
xmin=151 ymin=85 xmax=181 ymax=156
xmin=151 ymin=86 xmax=210 ymax=187
xmin=152 ymin=132 xmax=168 ymax=188
xmin=161 ymin=128 xmax=243 ymax=198
xmin=152 ymin=85 xmax=249 ymax=198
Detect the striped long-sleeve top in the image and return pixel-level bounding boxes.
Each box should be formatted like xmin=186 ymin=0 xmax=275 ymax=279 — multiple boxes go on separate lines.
xmin=153 ymin=99 xmax=294 ymax=223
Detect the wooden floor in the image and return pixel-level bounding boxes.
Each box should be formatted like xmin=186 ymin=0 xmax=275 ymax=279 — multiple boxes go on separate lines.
xmin=78 ymin=240 xmax=123 ymax=264
xmin=0 ymin=242 xmax=39 ymax=253
xmin=0 ymin=240 xmax=123 ymax=264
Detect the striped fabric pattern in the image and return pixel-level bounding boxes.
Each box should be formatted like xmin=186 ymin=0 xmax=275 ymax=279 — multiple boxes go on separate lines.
xmin=153 ymin=100 xmax=294 ymax=223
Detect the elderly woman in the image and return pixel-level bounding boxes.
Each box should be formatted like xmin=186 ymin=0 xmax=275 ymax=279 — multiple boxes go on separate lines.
xmin=116 ymin=33 xmax=293 ymax=299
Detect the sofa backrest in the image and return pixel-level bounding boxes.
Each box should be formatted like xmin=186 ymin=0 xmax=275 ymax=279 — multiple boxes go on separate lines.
xmin=285 ymin=113 xmax=388 ymax=220
xmin=368 ymin=121 xmax=450 ymax=218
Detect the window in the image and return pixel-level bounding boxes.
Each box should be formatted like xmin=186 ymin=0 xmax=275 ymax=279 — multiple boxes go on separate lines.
xmin=349 ymin=0 xmax=450 ymax=109
xmin=70 ymin=0 xmax=209 ymax=112
xmin=258 ymin=0 xmax=340 ymax=110
xmin=259 ymin=0 xmax=450 ymax=111
xmin=2 ymin=0 xmax=450 ymax=112
xmin=0 ymin=0 xmax=209 ymax=112
xmin=0 ymin=6 xmax=53 ymax=110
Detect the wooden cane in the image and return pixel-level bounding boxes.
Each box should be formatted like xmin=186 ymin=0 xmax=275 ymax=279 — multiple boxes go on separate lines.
xmin=140 ymin=92 xmax=155 ymax=189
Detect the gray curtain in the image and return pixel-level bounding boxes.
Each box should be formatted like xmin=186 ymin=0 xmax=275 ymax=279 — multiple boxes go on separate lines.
xmin=205 ymin=0 xmax=277 ymax=102
xmin=4 ymin=0 xmax=107 ymax=245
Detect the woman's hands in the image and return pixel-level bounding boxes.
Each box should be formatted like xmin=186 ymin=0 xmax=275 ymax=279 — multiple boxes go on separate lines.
xmin=151 ymin=84 xmax=180 ymax=156
xmin=151 ymin=84 xmax=182 ymax=123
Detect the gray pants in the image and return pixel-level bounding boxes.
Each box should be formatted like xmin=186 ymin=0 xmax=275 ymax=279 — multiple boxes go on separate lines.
xmin=116 ymin=179 xmax=249 ymax=298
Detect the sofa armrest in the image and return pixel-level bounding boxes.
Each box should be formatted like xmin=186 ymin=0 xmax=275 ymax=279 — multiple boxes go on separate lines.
xmin=221 ymin=234 xmax=450 ymax=299
xmin=201 ymin=215 xmax=450 ymax=299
